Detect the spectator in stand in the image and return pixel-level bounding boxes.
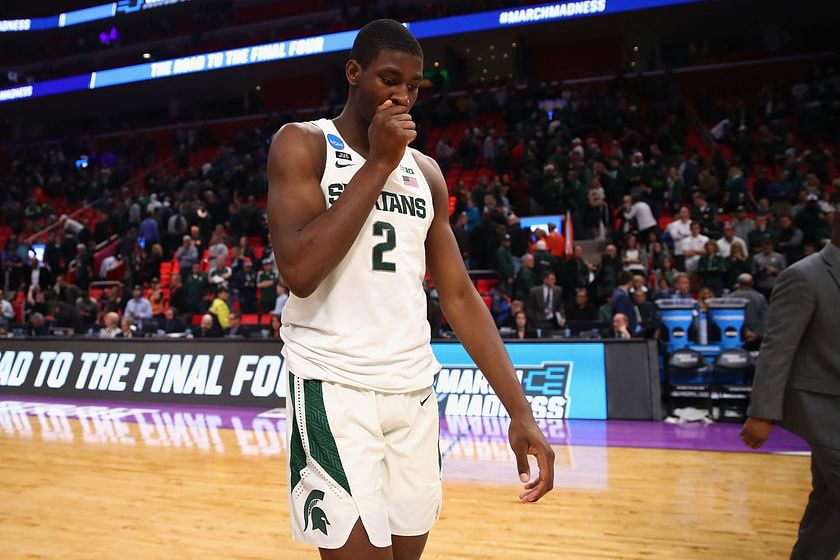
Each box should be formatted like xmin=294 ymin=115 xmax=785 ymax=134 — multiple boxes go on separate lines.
xmin=185 ymin=262 xmax=209 ymax=314
xmin=698 ymin=240 xmax=727 ymax=296
xmin=654 ymin=256 xmax=677 ymax=289
xmin=191 ymin=314 xmax=219 ymax=338
xmin=752 ymin=239 xmax=787 ymax=298
xmin=141 ymin=244 xmax=164 ymax=285
xmin=717 ymin=223 xmax=748 ymax=259
xmin=666 ymin=206 xmax=691 ymax=269
xmin=545 ymin=223 xmax=565 ymax=259
xmin=208 ymin=230 xmax=229 ymax=265
xmin=208 ymin=286 xmax=231 ymax=332
xmin=257 ymin=258 xmax=278 ymax=313
xmin=76 ymin=291 xmax=98 ymax=332
xmin=274 ymin=283 xmax=289 ymax=316
xmin=606 ymin=313 xmax=633 ymax=339
xmin=27 ymin=312 xmax=49 ymax=336
xmin=723 ymin=165 xmax=751 ymax=211
xmin=532 ymin=240 xmax=560 ymax=284
xmin=452 ymin=212 xmax=471 ymax=267
xmin=563 ymin=244 xmax=591 ymax=301
xmin=160 ymin=307 xmax=187 ymax=334
xmin=513 ymin=253 xmax=536 ymax=302
xmin=681 ymin=221 xmax=709 ymax=277
xmin=148 ymin=279 xmax=164 ymax=322
xmin=168 ymin=275 xmax=187 ymax=318
xmin=622 ymin=195 xmax=658 ymax=239
xmin=74 ymin=243 xmax=93 ymax=291
xmin=767 ymin=169 xmax=796 ymax=204
xmin=610 ymin=271 xmax=637 ymax=334
xmin=777 ymin=214 xmax=804 ymax=264
xmin=116 ymin=316 xmax=135 ymax=338
xmin=268 ymin=313 xmax=282 ymax=339
xmin=98 ymin=312 xmax=121 ymax=338
xmin=621 ymin=233 xmax=648 ymax=276
xmin=175 ymin=235 xmax=199 ymax=281
xmin=528 ymin=271 xmax=564 ymax=334
xmin=724 ymin=241 xmax=752 ymax=292
xmin=504 ymin=311 xmax=537 ymax=340
xmin=565 ymin=288 xmax=598 ymax=323
xmin=139 ymin=209 xmax=159 ymax=247
xmin=209 ymin=255 xmax=232 ymax=290
xmin=633 ymin=289 xmax=658 ymax=335
xmin=594 ymin=244 xmax=621 ymax=304
xmin=496 ymin=234 xmax=515 ymax=287
xmin=731 ymin=206 xmax=757 ymax=242
xmin=0 ymin=289 xmax=14 ymax=327
xmin=730 ymin=273 xmax=768 ymax=347
xmin=224 ymin=312 xmax=244 ymax=338
xmin=795 ymin=194 xmax=829 ymax=247
xmin=691 ymin=192 xmax=718 ymax=236
xmin=124 ymin=286 xmax=152 ymax=321
xmin=748 ymin=213 xmax=779 ymax=253
xmin=232 ymin=258 xmax=258 ymax=313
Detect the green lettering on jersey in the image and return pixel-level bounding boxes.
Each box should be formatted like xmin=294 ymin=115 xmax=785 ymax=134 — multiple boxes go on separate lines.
xmin=327 ymin=183 xmax=346 ymax=205
xmin=415 ymin=198 xmax=427 ymax=219
xmin=399 ymin=194 xmax=415 ymax=217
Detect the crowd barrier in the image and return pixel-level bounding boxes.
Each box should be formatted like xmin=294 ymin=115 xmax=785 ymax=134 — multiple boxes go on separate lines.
xmin=0 ymin=338 xmax=660 ymax=420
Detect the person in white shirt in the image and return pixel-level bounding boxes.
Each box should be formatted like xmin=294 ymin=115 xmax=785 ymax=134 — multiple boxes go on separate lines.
xmin=681 ymin=221 xmax=710 ymax=275
xmin=623 ymin=195 xmax=658 ymax=237
xmin=0 ymin=289 xmax=15 ymax=327
xmin=274 ymin=283 xmax=289 ymax=315
xmin=667 ymin=207 xmax=693 ymax=267
xmin=98 ymin=312 xmax=121 ymax=338
xmin=717 ymin=222 xmax=749 ymax=258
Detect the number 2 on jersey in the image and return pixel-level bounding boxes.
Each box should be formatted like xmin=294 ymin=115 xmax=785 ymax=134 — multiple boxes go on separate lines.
xmin=372 ymin=221 xmax=396 ymax=272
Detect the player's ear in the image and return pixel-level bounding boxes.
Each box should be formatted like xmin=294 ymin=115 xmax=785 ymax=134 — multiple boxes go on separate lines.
xmin=346 ymin=60 xmax=361 ymax=86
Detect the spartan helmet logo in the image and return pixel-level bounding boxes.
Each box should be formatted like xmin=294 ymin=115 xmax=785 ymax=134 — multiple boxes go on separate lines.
xmin=304 ymin=490 xmax=330 ymax=535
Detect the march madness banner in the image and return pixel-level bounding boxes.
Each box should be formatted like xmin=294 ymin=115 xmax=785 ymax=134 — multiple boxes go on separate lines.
xmin=0 ymin=339 xmax=607 ymax=418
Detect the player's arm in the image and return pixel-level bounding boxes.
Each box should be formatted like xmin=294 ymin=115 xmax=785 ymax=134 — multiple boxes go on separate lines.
xmin=267 ymin=101 xmax=415 ymax=298
xmin=417 ymin=151 xmax=554 ymax=503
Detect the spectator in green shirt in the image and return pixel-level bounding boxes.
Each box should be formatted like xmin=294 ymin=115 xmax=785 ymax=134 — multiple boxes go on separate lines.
xmin=185 ymin=262 xmax=208 ymax=314
xmin=257 ymin=258 xmax=278 ymax=313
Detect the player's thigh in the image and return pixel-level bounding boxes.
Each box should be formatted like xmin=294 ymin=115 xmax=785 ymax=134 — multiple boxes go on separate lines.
xmin=381 ymin=387 xmax=442 ymax=536
xmin=391 ymin=533 xmax=429 ymax=560
xmin=319 ymin=520 xmax=394 ymax=560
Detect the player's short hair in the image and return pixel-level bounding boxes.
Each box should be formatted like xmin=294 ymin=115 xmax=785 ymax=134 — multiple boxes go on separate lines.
xmin=350 ymin=19 xmax=423 ymax=68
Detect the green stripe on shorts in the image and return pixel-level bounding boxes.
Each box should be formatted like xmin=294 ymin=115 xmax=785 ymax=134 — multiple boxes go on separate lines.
xmin=302 ymin=378 xmax=352 ymax=496
xmin=288 ymin=373 xmax=306 ymax=491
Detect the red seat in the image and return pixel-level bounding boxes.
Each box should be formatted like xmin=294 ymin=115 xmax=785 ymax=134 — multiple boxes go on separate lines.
xmin=240 ymin=314 xmax=260 ymax=325
xmin=481 ymin=295 xmax=492 ymax=310
xmin=475 ymin=279 xmax=496 ymax=295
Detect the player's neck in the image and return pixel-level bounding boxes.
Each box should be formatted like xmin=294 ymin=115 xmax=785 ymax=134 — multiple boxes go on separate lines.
xmin=333 ymin=105 xmax=371 ymax=158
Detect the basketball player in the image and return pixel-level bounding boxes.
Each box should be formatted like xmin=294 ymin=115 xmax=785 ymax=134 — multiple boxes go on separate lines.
xmin=267 ymin=20 xmax=554 ymax=560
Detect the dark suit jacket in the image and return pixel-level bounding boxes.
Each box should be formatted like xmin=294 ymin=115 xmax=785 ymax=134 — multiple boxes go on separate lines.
xmin=749 ymin=243 xmax=840 ymax=449
xmin=527 ymin=284 xmax=564 ymax=330
xmin=610 ymin=287 xmax=637 ymax=332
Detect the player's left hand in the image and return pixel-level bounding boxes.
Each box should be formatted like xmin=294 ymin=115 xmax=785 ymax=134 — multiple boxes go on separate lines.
xmin=508 ymin=416 xmax=555 ymax=503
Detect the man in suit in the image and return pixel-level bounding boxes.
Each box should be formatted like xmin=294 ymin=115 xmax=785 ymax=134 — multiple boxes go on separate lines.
xmin=610 ymin=271 xmax=637 ymax=334
xmin=741 ymin=210 xmax=840 ymax=559
xmin=730 ymin=273 xmax=768 ymax=348
xmin=527 ymin=271 xmax=564 ymax=334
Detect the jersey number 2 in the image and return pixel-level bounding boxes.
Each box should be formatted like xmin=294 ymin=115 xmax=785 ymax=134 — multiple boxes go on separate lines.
xmin=372 ymin=221 xmax=396 ymax=272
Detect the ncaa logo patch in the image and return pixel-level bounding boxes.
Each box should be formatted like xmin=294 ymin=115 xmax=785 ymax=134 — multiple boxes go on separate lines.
xmin=327 ymin=134 xmax=345 ymax=150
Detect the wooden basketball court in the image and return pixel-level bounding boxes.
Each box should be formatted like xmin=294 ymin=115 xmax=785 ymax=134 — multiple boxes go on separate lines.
xmin=0 ymin=399 xmax=811 ymax=560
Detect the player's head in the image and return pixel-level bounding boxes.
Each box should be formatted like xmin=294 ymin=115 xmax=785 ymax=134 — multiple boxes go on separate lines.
xmin=347 ymin=19 xmax=423 ymax=122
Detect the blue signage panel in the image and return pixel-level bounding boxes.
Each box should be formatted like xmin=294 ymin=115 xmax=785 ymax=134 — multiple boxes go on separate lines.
xmin=0 ymin=0 xmax=705 ymax=103
xmin=431 ymin=341 xmax=607 ymax=420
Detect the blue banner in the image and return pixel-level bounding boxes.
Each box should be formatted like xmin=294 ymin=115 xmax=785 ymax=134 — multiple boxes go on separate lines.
xmin=0 ymin=0 xmax=705 ymax=103
xmin=0 ymin=1 xmax=189 ymax=33
xmin=432 ymin=342 xmax=607 ymax=420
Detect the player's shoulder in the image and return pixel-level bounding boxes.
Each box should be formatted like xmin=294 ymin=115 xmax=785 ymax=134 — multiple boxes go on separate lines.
xmin=271 ymin=121 xmax=323 ymax=150
xmin=408 ymin=147 xmax=443 ymax=179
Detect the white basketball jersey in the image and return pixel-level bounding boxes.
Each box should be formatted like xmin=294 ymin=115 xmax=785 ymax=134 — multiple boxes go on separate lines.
xmin=280 ymin=118 xmax=441 ymax=393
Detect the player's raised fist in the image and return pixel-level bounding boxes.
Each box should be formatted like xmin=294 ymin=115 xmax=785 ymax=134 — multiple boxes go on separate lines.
xmin=368 ymin=99 xmax=417 ymax=171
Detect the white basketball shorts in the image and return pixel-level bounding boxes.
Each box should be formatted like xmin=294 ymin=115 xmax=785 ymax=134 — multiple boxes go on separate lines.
xmin=285 ymin=370 xmax=442 ymax=549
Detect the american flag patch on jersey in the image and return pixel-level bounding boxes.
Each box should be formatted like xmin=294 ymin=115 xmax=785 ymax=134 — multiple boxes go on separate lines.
xmin=402 ymin=175 xmax=419 ymax=187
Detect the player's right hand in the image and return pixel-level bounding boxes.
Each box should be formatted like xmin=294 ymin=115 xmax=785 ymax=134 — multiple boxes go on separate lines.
xmin=368 ymin=99 xmax=416 ymax=171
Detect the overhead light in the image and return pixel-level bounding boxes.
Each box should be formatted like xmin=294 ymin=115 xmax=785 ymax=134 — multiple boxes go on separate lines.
xmin=633 ymin=46 xmax=639 ymax=52
xmin=512 ymin=42 xmax=517 ymax=47
xmin=434 ymin=61 xmax=440 ymax=68
xmin=483 ymin=68 xmax=488 ymax=74
xmin=466 ymin=48 xmax=471 ymax=53
xmin=503 ymin=53 xmax=508 ymax=59
xmin=142 ymin=52 xmax=151 ymax=59
xmin=490 ymin=45 xmax=495 ymax=51
xmin=477 ymin=56 xmax=482 ymax=61
xmin=631 ymin=61 xmax=637 ymax=67
xmin=256 ymin=85 xmax=261 ymax=91
xmin=491 ymin=55 xmax=495 ymax=60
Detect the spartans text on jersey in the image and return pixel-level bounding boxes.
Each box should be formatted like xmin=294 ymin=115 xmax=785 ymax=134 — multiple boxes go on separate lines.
xmin=327 ymin=183 xmax=427 ymax=219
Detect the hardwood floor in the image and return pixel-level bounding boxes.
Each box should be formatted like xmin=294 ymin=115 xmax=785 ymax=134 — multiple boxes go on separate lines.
xmin=0 ymin=415 xmax=810 ymax=559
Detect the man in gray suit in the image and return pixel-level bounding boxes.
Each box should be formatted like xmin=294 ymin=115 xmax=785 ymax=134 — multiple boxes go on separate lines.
xmin=741 ymin=210 xmax=840 ymax=560
xmin=527 ymin=271 xmax=564 ymax=334
xmin=730 ymin=273 xmax=769 ymax=347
